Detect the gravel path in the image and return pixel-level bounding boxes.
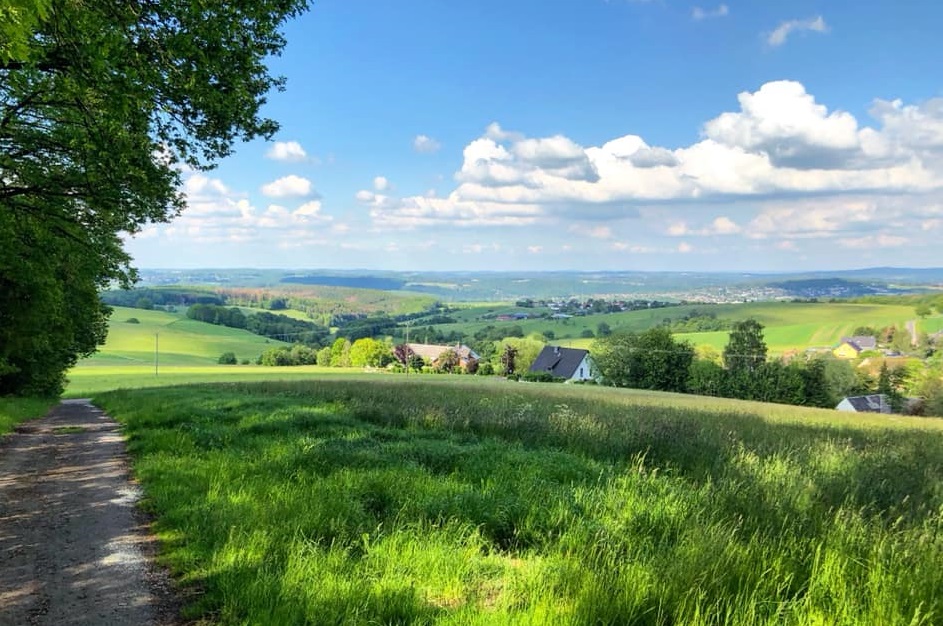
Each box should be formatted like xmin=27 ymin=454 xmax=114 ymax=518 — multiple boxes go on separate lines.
xmin=0 ymin=400 xmax=182 ymax=625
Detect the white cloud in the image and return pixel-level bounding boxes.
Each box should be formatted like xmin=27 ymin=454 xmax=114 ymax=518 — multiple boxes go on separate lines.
xmin=527 ymin=246 xmax=543 ymax=254
xmin=183 ymin=174 xmax=230 ymax=197
xmin=692 ymin=4 xmax=728 ymax=20
xmin=266 ymin=141 xmax=307 ymax=162
xmin=570 ymin=224 xmax=613 ymax=239
xmin=261 ymin=175 xmax=313 ymax=198
xmin=366 ymin=82 xmax=943 ymax=246
xmin=767 ymin=16 xmax=828 ymax=48
xmin=374 ymin=176 xmax=390 ymax=192
xmin=710 ymin=216 xmax=741 ymax=235
xmin=677 ymin=242 xmax=693 ymax=253
xmin=413 ymin=135 xmax=441 ymax=153
xmin=838 ymin=234 xmax=908 ymax=249
xmin=666 ymin=217 xmax=739 ymax=236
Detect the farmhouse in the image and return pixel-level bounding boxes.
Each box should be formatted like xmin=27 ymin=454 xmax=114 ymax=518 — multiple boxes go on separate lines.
xmin=835 ymin=394 xmax=892 ymax=414
xmin=529 ymin=346 xmax=595 ymax=382
xmin=832 ymin=336 xmax=878 ymax=359
xmin=406 ymin=343 xmax=479 ymax=368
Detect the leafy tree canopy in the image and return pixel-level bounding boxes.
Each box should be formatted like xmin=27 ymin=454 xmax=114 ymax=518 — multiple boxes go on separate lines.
xmin=1 ymin=0 xmax=309 ymax=395
xmin=723 ymin=319 xmax=768 ymax=374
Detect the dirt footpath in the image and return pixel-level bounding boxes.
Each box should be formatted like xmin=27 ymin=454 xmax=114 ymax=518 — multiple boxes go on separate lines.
xmin=0 ymin=400 xmax=181 ymax=625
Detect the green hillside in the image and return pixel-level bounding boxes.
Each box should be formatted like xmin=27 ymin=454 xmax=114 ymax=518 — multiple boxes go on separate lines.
xmin=78 ymin=306 xmax=289 ymax=368
xmin=428 ymin=301 xmax=938 ymax=353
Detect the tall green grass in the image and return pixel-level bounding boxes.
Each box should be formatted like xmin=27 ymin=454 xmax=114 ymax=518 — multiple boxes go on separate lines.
xmin=98 ymin=381 xmax=943 ymax=625
xmin=0 ymin=397 xmax=55 ymax=435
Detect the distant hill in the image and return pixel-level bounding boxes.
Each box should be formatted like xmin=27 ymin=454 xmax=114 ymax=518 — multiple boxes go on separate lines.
xmin=765 ymin=278 xmax=903 ymax=298
xmin=281 ymin=275 xmax=406 ymax=291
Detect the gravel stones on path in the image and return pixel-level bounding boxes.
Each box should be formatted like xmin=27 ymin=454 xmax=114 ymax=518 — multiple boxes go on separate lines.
xmin=0 ymin=399 xmax=181 ymax=625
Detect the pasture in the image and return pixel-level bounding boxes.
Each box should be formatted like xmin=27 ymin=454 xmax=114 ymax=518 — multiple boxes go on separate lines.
xmin=97 ymin=378 xmax=943 ymax=625
xmin=429 ymin=301 xmax=938 ymax=353
xmin=77 ymin=306 xmax=289 ymax=369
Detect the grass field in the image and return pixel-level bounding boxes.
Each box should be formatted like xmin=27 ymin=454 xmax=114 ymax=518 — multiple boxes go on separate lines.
xmin=77 ymin=306 xmax=289 ymax=368
xmin=431 ymin=302 xmax=940 ymax=353
xmin=65 ymin=365 xmax=373 ymax=397
xmin=96 ymin=379 xmax=943 ymax=625
xmin=0 ymin=397 xmax=57 ymax=436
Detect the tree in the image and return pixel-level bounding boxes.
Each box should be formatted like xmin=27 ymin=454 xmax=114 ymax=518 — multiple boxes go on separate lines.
xmin=593 ymin=327 xmax=694 ymax=392
xmin=687 ymin=359 xmax=727 ymax=397
xmin=349 ymin=338 xmax=388 ymax=368
xmin=434 ymin=349 xmax=460 ymax=374
xmin=1 ymin=0 xmax=309 ymax=395
xmin=218 ymin=352 xmax=237 ymax=365
xmin=597 ymin=322 xmax=612 ymax=337
xmin=500 ymin=344 xmax=518 ymax=376
xmin=723 ymin=319 xmax=767 ymax=374
xmin=877 ymin=362 xmax=906 ymax=413
xmin=329 ymin=338 xmax=351 ymax=368
xmin=915 ymin=303 xmax=932 ymax=319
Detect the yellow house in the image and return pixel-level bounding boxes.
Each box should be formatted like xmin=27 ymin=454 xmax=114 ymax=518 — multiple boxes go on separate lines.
xmin=832 ymin=341 xmax=861 ymax=359
xmin=832 ymin=336 xmax=878 ymax=359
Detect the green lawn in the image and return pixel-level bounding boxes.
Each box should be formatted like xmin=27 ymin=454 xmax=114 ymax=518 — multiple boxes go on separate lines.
xmin=97 ymin=379 xmax=943 ymax=625
xmin=78 ymin=306 xmax=289 ymax=368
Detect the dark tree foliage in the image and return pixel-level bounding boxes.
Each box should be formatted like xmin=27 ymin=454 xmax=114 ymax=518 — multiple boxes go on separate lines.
xmin=1 ymin=0 xmax=308 ymax=395
xmin=392 ymin=344 xmax=412 ymax=365
xmin=500 ymin=344 xmax=518 ymax=376
xmin=594 ymin=327 xmax=694 ymax=392
xmin=723 ymin=319 xmax=768 ymax=374
xmin=186 ymin=304 xmax=328 ymax=346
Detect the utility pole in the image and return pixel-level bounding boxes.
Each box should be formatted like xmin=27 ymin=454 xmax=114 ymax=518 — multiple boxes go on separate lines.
xmin=155 ymin=332 xmax=159 ymax=376
xmin=404 ymin=321 xmax=410 ymax=378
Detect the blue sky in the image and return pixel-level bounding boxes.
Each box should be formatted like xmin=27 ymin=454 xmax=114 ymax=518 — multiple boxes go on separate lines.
xmin=129 ymin=0 xmax=943 ymax=272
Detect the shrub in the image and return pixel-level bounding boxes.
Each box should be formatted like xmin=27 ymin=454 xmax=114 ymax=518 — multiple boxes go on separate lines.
xmin=521 ymin=370 xmax=565 ymax=383
xmin=218 ymin=352 xmax=238 ymax=365
xmin=125 ymin=318 xmax=140 ymax=324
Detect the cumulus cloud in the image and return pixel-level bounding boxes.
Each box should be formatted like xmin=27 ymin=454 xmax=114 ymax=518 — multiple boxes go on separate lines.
xmin=366 ymin=81 xmax=943 ymax=246
xmin=767 ymin=16 xmax=828 ymax=48
xmin=266 ymin=141 xmax=308 ymax=162
xmin=261 ymin=175 xmax=313 ymax=198
xmin=413 ymin=135 xmax=441 ymax=153
xmin=692 ymin=4 xmax=728 ymax=20
xmin=374 ymin=176 xmax=390 ymax=192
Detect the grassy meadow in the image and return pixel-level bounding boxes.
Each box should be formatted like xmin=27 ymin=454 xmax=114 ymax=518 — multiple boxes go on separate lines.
xmin=97 ymin=378 xmax=943 ymax=625
xmin=0 ymin=397 xmax=57 ymax=436
xmin=429 ymin=302 xmax=936 ymax=353
xmin=77 ymin=306 xmax=289 ymax=369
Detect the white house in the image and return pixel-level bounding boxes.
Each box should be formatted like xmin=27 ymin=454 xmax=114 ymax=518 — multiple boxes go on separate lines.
xmin=529 ymin=346 xmax=595 ymax=382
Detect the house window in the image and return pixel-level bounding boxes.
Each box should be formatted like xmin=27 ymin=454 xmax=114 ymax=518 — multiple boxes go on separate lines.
xmin=579 ymin=367 xmax=583 ymax=378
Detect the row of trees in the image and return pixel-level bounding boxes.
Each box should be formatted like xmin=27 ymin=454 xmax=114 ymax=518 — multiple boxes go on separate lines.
xmin=186 ymin=304 xmax=329 ymax=345
xmin=592 ymin=320 xmax=905 ymax=410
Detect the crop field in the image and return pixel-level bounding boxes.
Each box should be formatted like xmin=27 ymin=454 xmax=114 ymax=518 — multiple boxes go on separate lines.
xmin=97 ymin=379 xmax=943 ymax=625
xmin=77 ymin=306 xmax=289 ymax=369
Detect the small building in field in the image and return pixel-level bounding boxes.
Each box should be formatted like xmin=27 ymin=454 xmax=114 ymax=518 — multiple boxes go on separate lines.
xmin=529 ymin=346 xmax=595 ymax=382
xmin=832 ymin=336 xmax=878 ymax=359
xmin=836 ymin=394 xmax=892 ymax=414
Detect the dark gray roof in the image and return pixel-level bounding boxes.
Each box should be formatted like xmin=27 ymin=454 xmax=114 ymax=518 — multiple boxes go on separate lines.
xmin=840 ymin=336 xmax=877 ymax=351
xmin=529 ymin=346 xmax=589 ymax=378
xmin=841 ymin=394 xmax=889 ymax=412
